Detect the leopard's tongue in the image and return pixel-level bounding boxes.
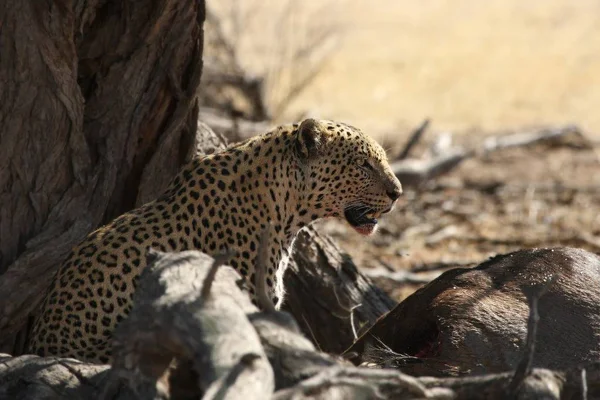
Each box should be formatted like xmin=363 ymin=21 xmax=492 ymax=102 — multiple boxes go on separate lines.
xmin=352 ymin=222 xmax=378 ymax=236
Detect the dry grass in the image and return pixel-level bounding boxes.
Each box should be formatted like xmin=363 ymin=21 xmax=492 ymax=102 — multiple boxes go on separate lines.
xmin=219 ymin=0 xmax=600 ymax=137
xmin=205 ymin=0 xmax=600 ymax=302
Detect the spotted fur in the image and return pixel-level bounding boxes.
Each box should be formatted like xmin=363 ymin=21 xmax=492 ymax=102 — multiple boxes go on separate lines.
xmin=28 ymin=118 xmax=402 ymax=363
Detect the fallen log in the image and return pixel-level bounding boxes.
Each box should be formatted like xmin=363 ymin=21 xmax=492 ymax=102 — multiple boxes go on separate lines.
xmin=391 ymin=123 xmax=591 ymax=188
xmin=6 ymin=350 xmax=599 ymax=399
xmin=0 ymin=353 xmax=112 ymax=400
xmin=248 ymin=300 xmax=340 ymax=390
xmin=272 ymin=365 xmax=449 ymax=400
xmin=481 ymin=124 xmax=585 ymax=153
xmin=0 ymin=248 xmax=440 ymax=399
xmin=106 ymin=249 xmax=274 ymax=399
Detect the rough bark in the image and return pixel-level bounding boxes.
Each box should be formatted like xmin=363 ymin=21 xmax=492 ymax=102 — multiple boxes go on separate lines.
xmin=106 ymin=250 xmax=274 ymax=399
xmin=0 ymin=0 xmax=205 ymax=353
xmin=248 ymin=309 xmax=339 ymax=390
xmin=0 ymin=353 xmax=114 ymax=400
xmin=0 ymin=249 xmax=408 ymax=399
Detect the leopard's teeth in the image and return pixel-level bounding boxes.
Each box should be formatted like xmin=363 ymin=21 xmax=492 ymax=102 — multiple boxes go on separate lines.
xmin=363 ymin=210 xmax=381 ymax=221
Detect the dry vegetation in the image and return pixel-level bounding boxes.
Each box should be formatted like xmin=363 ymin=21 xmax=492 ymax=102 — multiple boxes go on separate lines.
xmin=203 ymin=0 xmax=342 ymax=121
xmin=212 ymin=0 xmax=600 ymax=136
xmin=321 ymin=126 xmax=600 ymax=300
xmin=203 ymin=0 xmax=600 ymax=302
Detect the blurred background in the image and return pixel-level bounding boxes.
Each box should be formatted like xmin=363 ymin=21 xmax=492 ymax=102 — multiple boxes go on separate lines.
xmin=203 ymin=0 xmax=600 ymax=137
xmin=201 ymin=0 xmax=600 ymax=300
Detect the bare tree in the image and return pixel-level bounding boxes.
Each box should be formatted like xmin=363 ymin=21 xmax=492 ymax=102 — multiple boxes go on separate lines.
xmin=202 ymin=0 xmax=343 ymax=121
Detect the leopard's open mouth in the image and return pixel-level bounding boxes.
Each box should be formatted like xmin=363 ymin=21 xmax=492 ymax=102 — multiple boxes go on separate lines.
xmin=344 ymin=204 xmax=392 ymax=236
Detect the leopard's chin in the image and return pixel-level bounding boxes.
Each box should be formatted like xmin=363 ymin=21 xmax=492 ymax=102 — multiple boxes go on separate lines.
xmin=344 ymin=205 xmax=381 ymax=236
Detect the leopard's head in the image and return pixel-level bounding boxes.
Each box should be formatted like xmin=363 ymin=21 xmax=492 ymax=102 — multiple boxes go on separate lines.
xmin=294 ymin=118 xmax=402 ymax=235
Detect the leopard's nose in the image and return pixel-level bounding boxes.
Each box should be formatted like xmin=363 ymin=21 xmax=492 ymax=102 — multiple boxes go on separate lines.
xmin=386 ymin=187 xmax=402 ymax=201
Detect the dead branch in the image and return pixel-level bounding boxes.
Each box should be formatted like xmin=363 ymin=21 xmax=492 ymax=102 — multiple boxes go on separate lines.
xmin=397 ymin=119 xmax=431 ymax=160
xmin=271 ymin=61 xmax=330 ymax=119
xmin=391 ymin=149 xmax=473 ymax=188
xmin=203 ymin=0 xmax=342 ymax=121
xmin=200 ymin=251 xmax=236 ymax=301
xmin=9 ymin=350 xmax=600 ymax=400
xmin=205 ymin=9 xmax=242 ymax=74
xmin=392 ymin=124 xmax=590 ymax=188
xmin=8 ymin=351 xmax=600 ymax=399
xmin=0 ymin=354 xmax=112 ymax=400
xmin=419 ymin=369 xmax=565 ymax=400
xmin=581 ymin=368 xmax=589 ymax=400
xmin=248 ymin=303 xmax=340 ymax=391
xmin=409 ymin=259 xmax=477 ymax=273
xmin=481 ymin=124 xmax=587 ymax=153
xmin=272 ymin=366 xmax=449 ymax=400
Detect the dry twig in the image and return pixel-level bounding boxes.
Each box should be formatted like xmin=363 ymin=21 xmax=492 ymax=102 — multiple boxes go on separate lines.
xmin=397 ymin=119 xmax=430 ymax=160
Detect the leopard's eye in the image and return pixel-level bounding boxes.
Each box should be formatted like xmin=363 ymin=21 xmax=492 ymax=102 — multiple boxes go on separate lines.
xmin=360 ymin=159 xmax=374 ymax=171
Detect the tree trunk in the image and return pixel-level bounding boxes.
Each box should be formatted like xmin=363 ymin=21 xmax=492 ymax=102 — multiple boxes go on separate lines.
xmin=0 ymin=0 xmax=205 ymax=354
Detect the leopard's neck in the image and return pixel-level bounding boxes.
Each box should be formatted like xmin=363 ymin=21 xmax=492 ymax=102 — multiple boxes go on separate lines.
xmin=164 ymin=128 xmax=315 ymax=250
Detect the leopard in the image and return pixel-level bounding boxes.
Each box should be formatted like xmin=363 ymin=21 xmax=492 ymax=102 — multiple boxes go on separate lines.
xmin=27 ymin=118 xmax=403 ymax=363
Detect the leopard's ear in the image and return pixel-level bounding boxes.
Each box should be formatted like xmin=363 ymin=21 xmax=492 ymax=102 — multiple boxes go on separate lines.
xmin=295 ymin=118 xmax=325 ymax=161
